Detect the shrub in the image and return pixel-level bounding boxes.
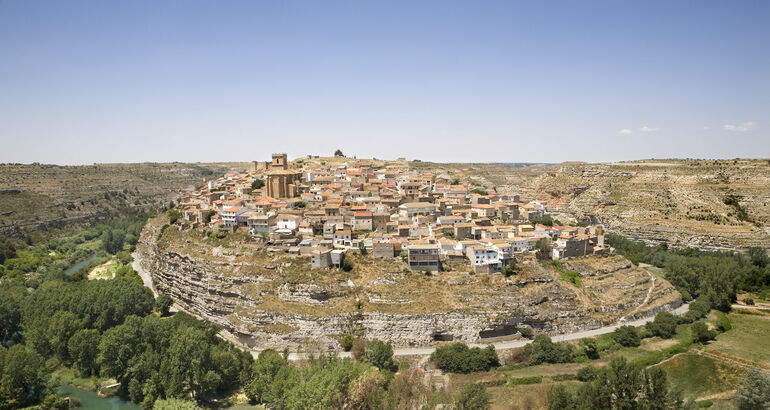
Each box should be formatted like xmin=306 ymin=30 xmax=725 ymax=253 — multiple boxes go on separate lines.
xmin=454 ymin=383 xmax=490 ymax=410
xmin=691 ymin=322 xmax=716 ymax=343
xmin=734 ymin=368 xmax=770 ymax=410
xmin=527 ymin=335 xmax=573 ymax=365
xmin=250 ymin=178 xmax=264 ymax=190
xmin=612 ymin=325 xmax=641 ymax=347
xmin=535 ymin=238 xmax=552 ymax=260
xmin=646 ymin=311 xmax=678 ymax=339
xmin=519 ymin=327 xmax=533 ymax=339
xmin=153 ymin=398 xmax=197 ymax=409
xmin=502 ymin=259 xmax=517 ymax=277
xmin=548 ymin=357 xmax=682 ymax=410
xmin=341 ymin=258 xmax=353 ymax=272
xmin=580 ymin=338 xmax=599 ymax=360
xmin=168 ymin=208 xmax=182 ymax=225
xmin=364 ymin=339 xmax=398 ymax=372
xmin=744 ymin=298 xmax=755 ymax=305
xmin=552 ymin=374 xmax=577 ymax=381
xmin=340 ymin=334 xmax=356 ymax=351
xmin=431 ymin=343 xmax=499 ymax=373
xmin=715 ymin=311 xmax=732 ymax=332
xmin=577 ymin=365 xmax=598 ymax=382
xmin=682 ymin=296 xmax=711 ymax=323
xmin=350 ymin=338 xmax=367 ymax=361
xmin=508 ymin=375 xmax=542 ymax=386
xmin=155 ymin=295 xmax=173 ymax=316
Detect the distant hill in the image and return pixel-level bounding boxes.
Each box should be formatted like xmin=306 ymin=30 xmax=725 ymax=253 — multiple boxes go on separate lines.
xmin=0 ymin=162 xmax=247 ymax=241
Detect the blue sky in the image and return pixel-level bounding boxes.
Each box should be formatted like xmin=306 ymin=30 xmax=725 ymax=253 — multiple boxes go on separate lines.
xmin=1 ymin=0 xmax=768 ymax=164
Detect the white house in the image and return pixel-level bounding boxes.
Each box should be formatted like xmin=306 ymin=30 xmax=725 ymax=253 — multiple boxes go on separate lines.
xmin=275 ymin=214 xmax=300 ymax=231
xmin=220 ymin=206 xmax=247 ymax=227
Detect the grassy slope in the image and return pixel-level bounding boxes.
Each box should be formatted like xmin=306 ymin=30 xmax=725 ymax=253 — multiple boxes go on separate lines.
xmin=451 ymin=311 xmax=769 ymax=409
xmin=705 ymin=312 xmax=770 ymax=363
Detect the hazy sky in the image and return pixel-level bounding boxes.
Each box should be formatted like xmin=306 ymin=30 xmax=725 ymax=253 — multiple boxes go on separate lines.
xmin=1 ymin=1 xmax=768 ymax=165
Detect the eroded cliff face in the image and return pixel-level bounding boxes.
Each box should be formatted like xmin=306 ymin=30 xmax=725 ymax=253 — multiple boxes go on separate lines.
xmin=136 ymin=218 xmax=681 ymax=350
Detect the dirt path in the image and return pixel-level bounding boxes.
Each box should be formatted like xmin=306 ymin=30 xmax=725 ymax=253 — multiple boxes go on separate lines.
xmin=619 ymin=270 xmax=655 ymax=322
xmin=731 ymin=304 xmax=770 ymax=311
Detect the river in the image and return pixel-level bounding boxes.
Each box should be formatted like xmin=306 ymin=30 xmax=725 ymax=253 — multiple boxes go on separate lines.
xmin=64 ymin=253 xmax=100 ymax=276
xmin=57 ymin=385 xmax=139 ymax=410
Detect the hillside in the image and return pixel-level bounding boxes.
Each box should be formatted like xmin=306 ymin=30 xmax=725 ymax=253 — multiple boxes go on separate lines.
xmin=136 ymin=214 xmax=681 ymax=351
xmin=0 ymin=162 xmax=247 ymax=241
xmin=408 ymin=158 xmax=770 ymax=250
xmin=519 ymin=159 xmax=770 ymax=250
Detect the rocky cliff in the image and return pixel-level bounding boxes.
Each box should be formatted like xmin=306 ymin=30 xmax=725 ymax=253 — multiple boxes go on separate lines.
xmin=136 ymin=217 xmax=682 ymax=351
xmin=516 ymin=159 xmax=770 ymax=250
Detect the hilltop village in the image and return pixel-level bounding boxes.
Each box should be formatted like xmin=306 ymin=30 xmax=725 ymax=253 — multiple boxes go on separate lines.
xmin=176 ymin=154 xmax=611 ymax=273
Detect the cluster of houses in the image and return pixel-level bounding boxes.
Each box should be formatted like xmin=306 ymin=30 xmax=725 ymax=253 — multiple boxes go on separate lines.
xmin=176 ymin=154 xmax=611 ymax=273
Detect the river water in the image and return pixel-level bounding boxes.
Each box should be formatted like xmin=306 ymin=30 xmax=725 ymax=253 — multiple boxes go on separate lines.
xmin=64 ymin=253 xmax=99 ymax=276
xmin=57 ymin=385 xmax=139 ymax=410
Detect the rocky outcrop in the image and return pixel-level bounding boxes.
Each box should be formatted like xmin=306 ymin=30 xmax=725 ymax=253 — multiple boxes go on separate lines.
xmin=516 ymin=159 xmax=770 ymax=251
xmin=136 ymin=221 xmax=682 ymax=351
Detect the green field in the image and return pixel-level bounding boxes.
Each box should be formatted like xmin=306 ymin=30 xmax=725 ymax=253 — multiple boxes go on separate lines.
xmin=706 ymin=313 xmax=770 ymax=364
xmin=657 ymin=353 xmax=746 ymax=401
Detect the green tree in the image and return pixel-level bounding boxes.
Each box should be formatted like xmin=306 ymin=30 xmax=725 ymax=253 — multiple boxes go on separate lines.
xmin=46 ymin=310 xmax=83 ymax=361
xmin=577 ymin=365 xmax=598 ymax=381
xmin=535 ymin=238 xmax=552 ymax=260
xmin=203 ymin=210 xmax=216 ymax=224
xmin=250 ymin=178 xmax=265 ymax=190
xmin=0 ymin=280 xmax=27 ymax=346
xmin=580 ymin=338 xmax=600 ymax=360
xmin=691 ymin=321 xmax=716 ymax=343
xmin=612 ymin=325 xmax=641 ymax=347
xmin=365 ymin=339 xmax=397 ymax=372
xmin=0 ymin=344 xmax=47 ymax=407
xmin=245 ymin=349 xmax=288 ymax=404
xmin=551 ymin=357 xmax=682 ymax=410
xmin=334 ymin=149 xmax=344 ymax=157
xmin=431 ymin=343 xmax=499 ymax=373
xmin=645 ymin=311 xmax=678 ymax=339
xmin=340 ymin=334 xmax=356 ymax=352
xmin=40 ymin=393 xmax=69 ymax=410
xmin=527 ymin=335 xmax=573 ymax=365
xmin=155 ymin=295 xmax=173 ymax=316
xmin=454 ymin=383 xmax=490 ymax=410
xmin=168 ymin=208 xmax=182 ymax=225
xmin=501 ymin=258 xmax=517 ymax=277
xmin=359 ymin=241 xmax=368 ymax=255
xmin=0 ymin=235 xmax=16 ymax=265
xmin=342 ymin=258 xmax=353 ymax=272
xmin=734 ymin=368 xmax=770 ymax=410
xmin=68 ymin=328 xmax=101 ymax=376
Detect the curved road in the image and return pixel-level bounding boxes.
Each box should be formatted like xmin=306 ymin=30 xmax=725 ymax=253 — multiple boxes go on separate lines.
xmin=132 ymin=251 xmax=157 ymax=297
xmin=132 ymin=250 xmax=689 ymax=360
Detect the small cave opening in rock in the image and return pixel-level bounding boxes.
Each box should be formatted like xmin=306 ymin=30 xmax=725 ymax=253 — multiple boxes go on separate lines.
xmin=479 ymin=324 xmax=518 ymax=339
xmin=432 ymin=331 xmax=454 ymax=342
